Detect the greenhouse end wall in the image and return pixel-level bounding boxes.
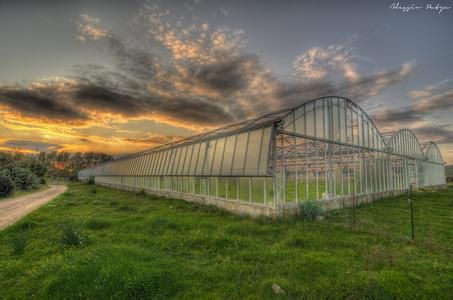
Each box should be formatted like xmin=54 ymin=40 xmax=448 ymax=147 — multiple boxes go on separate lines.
xmin=79 ymin=96 xmax=446 ymax=217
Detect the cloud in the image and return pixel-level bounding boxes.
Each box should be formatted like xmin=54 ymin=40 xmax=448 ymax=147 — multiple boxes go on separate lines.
xmin=294 ymin=42 xmax=359 ymax=82
xmin=123 ymin=133 xmax=182 ymax=145
xmin=371 ymin=107 xmax=421 ymax=124
xmin=339 ymin=62 xmax=415 ymax=101
xmin=1 ymin=139 xmax=64 ymax=152
xmin=293 ymin=40 xmax=414 ymax=102
xmin=0 ymin=81 xmax=89 ymax=121
xmin=371 ymin=79 xmax=453 ymax=124
xmin=413 ymin=125 xmax=453 ymax=144
xmin=219 ymin=7 xmax=229 ymax=17
xmin=77 ymin=14 xmax=108 ymax=42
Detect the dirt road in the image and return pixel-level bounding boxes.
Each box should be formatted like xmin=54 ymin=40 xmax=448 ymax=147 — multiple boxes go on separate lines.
xmin=0 ymin=185 xmax=67 ymax=230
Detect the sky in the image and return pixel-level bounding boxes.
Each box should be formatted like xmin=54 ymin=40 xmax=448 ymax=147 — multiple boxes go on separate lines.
xmin=0 ymin=0 xmax=452 ymax=163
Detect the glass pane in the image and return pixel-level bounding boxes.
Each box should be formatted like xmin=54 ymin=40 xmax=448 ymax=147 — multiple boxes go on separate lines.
xmin=306 ymin=103 xmax=315 ymax=136
xmin=294 ymin=107 xmax=305 ymax=134
xmin=221 ymin=135 xmax=236 ymax=175
xmin=196 ymin=142 xmax=207 ymax=175
xmin=203 ymin=140 xmax=216 ymax=175
xmin=212 ymin=138 xmax=225 ymax=175
xmin=333 ymin=102 xmax=340 ymax=141
xmin=339 ymin=101 xmax=347 ymax=143
xmin=189 ymin=143 xmax=200 ymax=174
xmin=258 ymin=127 xmax=271 ymax=175
xmin=244 ymin=129 xmax=262 ymax=175
xmin=171 ymin=148 xmax=181 ymax=174
xmin=177 ymin=147 xmax=187 ymax=175
xmin=315 ymin=100 xmax=324 ymax=138
xmin=183 ymin=145 xmax=193 ymax=175
xmin=232 ymin=132 xmax=248 ymax=175
xmin=239 ymin=177 xmax=249 ymax=202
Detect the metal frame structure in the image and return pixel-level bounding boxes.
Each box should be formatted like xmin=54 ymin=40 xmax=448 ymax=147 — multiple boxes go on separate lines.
xmin=79 ymin=96 xmax=446 ymax=211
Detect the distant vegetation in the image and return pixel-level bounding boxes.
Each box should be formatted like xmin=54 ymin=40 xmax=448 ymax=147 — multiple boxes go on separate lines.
xmin=0 ymin=151 xmax=113 ymax=197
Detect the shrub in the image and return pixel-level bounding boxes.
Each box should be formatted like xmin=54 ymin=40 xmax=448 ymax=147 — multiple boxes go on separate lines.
xmin=10 ymin=232 xmax=29 ymax=254
xmin=9 ymin=167 xmax=39 ymax=190
xmin=0 ymin=176 xmax=15 ymax=197
xmin=59 ymin=222 xmax=86 ymax=247
xmin=29 ymin=160 xmax=47 ymax=178
xmin=300 ymin=200 xmax=325 ymax=220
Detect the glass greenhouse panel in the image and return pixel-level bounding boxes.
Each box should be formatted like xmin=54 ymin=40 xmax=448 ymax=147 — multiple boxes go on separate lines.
xmin=232 ymin=132 xmax=248 ymax=175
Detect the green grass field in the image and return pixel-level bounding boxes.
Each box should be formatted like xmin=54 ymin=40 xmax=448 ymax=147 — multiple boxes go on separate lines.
xmin=0 ymin=183 xmax=452 ymax=298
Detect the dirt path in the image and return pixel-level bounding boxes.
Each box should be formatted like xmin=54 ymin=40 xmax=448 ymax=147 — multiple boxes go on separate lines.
xmin=0 ymin=185 xmax=67 ymax=230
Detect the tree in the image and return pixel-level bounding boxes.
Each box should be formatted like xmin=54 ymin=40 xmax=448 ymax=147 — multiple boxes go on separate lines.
xmin=9 ymin=167 xmax=39 ymax=190
xmin=0 ymin=176 xmax=15 ymax=197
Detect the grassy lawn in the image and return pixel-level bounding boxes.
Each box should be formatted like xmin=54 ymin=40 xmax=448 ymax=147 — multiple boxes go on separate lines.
xmin=0 ymin=183 xmax=452 ymax=298
xmin=0 ymin=185 xmax=49 ymax=201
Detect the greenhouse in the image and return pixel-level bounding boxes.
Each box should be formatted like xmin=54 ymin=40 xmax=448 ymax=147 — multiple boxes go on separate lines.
xmin=78 ymin=96 xmax=446 ymax=216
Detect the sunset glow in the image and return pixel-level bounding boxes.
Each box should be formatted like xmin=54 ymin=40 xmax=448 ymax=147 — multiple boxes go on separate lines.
xmin=0 ymin=0 xmax=451 ymax=163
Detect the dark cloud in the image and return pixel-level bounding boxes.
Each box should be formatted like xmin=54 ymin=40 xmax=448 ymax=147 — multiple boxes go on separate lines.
xmin=274 ymin=80 xmax=336 ymax=107
xmin=370 ymin=107 xmax=422 ymax=124
xmin=0 ymin=85 xmax=88 ymax=121
xmin=73 ymin=83 xmax=145 ymax=116
xmin=414 ymin=125 xmax=453 ymax=144
xmin=370 ymin=86 xmax=453 ymax=128
xmin=1 ymin=140 xmax=64 ymax=152
xmin=154 ymin=96 xmax=235 ymax=125
xmin=190 ymin=55 xmax=255 ymax=93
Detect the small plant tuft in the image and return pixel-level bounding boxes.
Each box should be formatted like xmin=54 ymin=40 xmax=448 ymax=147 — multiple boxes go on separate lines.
xmin=10 ymin=231 xmax=29 ymax=255
xmin=300 ymin=200 xmax=325 ymax=221
xmin=58 ymin=221 xmax=86 ymax=247
xmin=90 ymin=187 xmax=97 ymax=194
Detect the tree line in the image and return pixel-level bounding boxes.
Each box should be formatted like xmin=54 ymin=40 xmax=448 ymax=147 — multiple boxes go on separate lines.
xmin=0 ymin=151 xmax=113 ymax=197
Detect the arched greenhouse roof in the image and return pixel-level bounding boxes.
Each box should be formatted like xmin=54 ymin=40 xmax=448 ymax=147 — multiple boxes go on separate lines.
xmin=88 ymin=96 xmax=444 ymax=168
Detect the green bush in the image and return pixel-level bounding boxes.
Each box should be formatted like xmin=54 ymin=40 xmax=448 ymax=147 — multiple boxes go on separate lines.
xmin=0 ymin=176 xmax=15 ymax=197
xmin=9 ymin=167 xmax=39 ymax=190
xmin=59 ymin=222 xmax=86 ymax=247
xmin=300 ymin=200 xmax=325 ymax=220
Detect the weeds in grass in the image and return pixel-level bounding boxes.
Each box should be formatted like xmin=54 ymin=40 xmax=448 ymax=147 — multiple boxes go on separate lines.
xmin=10 ymin=231 xmax=29 ymax=254
xmin=86 ymin=219 xmax=111 ymax=230
xmin=117 ymin=204 xmax=137 ymax=212
xmin=91 ymin=187 xmax=97 ymax=194
xmin=63 ymin=199 xmax=78 ymax=206
xmin=59 ymin=221 xmax=86 ymax=247
xmin=300 ymin=201 xmax=325 ymax=220
xmin=125 ymin=271 xmax=179 ymax=299
xmin=136 ymin=189 xmax=147 ymax=197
